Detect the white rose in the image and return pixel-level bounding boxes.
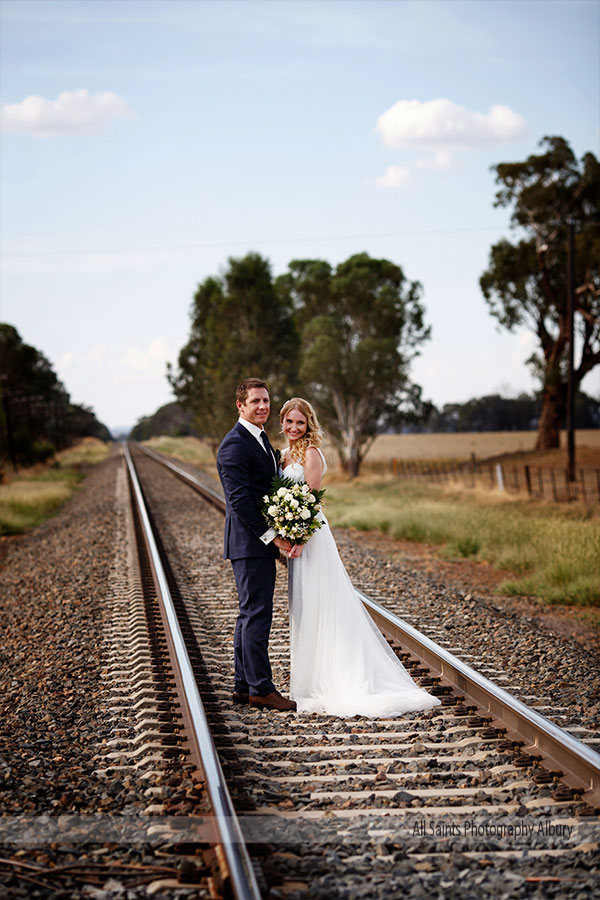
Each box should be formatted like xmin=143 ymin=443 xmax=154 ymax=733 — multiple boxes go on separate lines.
xmin=286 ymin=512 xmax=294 ymax=520
xmin=307 ymin=493 xmax=315 ymax=502
xmin=300 ymin=508 xmax=311 ymax=520
xmin=284 ymin=492 xmax=293 ymax=503
xmin=277 ymin=487 xmax=287 ymax=497
xmin=290 ymin=498 xmax=299 ymax=509
xmin=268 ymin=505 xmax=278 ymax=516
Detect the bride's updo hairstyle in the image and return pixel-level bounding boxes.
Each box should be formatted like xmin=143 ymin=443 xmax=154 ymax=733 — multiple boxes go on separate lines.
xmin=279 ymin=397 xmax=323 ymax=464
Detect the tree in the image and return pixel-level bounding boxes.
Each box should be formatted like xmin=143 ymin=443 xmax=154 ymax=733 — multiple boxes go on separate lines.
xmin=0 ymin=323 xmax=110 ymax=468
xmin=278 ymin=253 xmax=430 ymax=477
xmin=129 ymin=401 xmax=195 ymax=441
xmin=480 ymin=136 xmax=600 ymax=449
xmin=168 ymin=253 xmax=299 ymax=449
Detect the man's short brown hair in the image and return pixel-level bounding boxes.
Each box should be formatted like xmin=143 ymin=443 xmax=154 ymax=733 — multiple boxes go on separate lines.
xmin=236 ymin=377 xmax=269 ymax=406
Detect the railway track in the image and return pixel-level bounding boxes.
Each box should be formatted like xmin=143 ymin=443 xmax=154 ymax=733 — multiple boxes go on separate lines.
xmin=120 ymin=442 xmax=600 ymax=898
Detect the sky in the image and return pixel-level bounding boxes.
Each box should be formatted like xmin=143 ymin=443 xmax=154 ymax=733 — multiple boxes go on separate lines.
xmin=1 ymin=0 xmax=598 ymax=434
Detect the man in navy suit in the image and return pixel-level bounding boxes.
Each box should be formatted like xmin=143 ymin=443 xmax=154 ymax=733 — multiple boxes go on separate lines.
xmin=217 ymin=377 xmax=298 ymax=711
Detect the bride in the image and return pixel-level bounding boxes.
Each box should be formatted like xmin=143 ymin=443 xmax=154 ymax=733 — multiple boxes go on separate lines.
xmin=279 ymin=397 xmax=441 ymax=718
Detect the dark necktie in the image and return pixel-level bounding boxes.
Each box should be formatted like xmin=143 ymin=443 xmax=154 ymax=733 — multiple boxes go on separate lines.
xmin=260 ymin=430 xmax=275 ymax=471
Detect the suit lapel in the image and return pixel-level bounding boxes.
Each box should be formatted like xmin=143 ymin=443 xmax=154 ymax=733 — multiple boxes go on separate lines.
xmin=235 ymin=421 xmax=273 ymax=473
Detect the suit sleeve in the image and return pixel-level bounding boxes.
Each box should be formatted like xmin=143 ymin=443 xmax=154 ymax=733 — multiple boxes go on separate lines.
xmin=217 ymin=438 xmax=272 ymax=539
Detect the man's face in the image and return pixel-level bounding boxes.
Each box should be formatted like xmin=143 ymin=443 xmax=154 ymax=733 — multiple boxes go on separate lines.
xmin=237 ymin=387 xmax=270 ymax=428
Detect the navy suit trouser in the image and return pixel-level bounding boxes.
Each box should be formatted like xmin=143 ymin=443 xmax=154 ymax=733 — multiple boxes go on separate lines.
xmin=230 ymin=556 xmax=276 ymax=696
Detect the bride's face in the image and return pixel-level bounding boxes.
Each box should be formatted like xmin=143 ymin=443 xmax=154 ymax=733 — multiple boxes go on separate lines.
xmin=282 ymin=408 xmax=307 ymax=443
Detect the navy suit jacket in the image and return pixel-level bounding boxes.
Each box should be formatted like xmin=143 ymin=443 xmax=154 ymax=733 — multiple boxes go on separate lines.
xmin=216 ymin=421 xmax=279 ymax=561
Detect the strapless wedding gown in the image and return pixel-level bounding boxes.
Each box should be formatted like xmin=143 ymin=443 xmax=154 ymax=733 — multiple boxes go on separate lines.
xmin=284 ymin=452 xmax=441 ymax=717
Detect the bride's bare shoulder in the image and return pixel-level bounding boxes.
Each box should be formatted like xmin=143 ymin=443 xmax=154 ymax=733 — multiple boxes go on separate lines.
xmin=304 ymin=446 xmax=324 ymax=471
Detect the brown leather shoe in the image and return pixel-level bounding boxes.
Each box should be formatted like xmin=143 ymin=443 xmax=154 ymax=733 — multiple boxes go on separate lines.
xmin=249 ymin=691 xmax=297 ymax=712
xmin=231 ymin=692 xmax=249 ymax=705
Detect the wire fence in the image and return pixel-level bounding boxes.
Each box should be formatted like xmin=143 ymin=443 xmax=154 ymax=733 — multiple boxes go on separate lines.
xmin=384 ymin=457 xmax=600 ymax=504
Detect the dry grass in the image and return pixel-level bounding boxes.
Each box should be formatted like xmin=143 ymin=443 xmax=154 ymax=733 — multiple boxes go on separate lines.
xmin=325 ymin=478 xmax=600 ymax=607
xmin=56 ymin=437 xmax=110 ymax=468
xmin=359 ymin=429 xmax=600 ymax=464
xmin=0 ymin=438 xmax=110 ymax=535
xmin=142 ymin=435 xmax=218 ymax=473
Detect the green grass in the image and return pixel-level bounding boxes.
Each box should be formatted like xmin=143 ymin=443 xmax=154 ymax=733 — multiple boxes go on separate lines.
xmin=0 ymin=439 xmax=110 ymax=535
xmin=142 ymin=435 xmax=217 ymax=472
xmin=324 ymin=479 xmax=600 ymax=607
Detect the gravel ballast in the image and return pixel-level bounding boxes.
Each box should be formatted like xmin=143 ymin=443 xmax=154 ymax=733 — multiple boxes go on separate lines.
xmin=0 ymin=452 xmax=211 ymax=898
xmin=1 ymin=449 xmax=598 ymax=899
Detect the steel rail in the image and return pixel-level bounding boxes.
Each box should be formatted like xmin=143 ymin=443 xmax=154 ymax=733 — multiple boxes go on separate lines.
xmin=137 ymin=443 xmax=600 ymax=804
xmin=138 ymin=444 xmax=226 ymax=509
xmin=359 ymin=592 xmax=600 ymax=802
xmin=123 ymin=444 xmax=262 ymax=900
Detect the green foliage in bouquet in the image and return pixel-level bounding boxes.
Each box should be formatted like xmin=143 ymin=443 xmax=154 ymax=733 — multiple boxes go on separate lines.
xmin=262 ymin=475 xmax=326 ymax=545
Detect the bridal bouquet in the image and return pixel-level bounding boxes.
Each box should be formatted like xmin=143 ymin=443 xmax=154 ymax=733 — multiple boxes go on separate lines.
xmin=262 ymin=476 xmax=325 ymax=545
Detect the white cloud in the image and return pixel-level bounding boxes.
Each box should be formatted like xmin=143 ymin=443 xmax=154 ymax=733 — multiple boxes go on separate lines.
xmin=376 ymin=98 xmax=528 ymax=149
xmin=375 ymin=165 xmax=412 ymax=189
xmin=121 ymin=337 xmax=171 ymax=378
xmin=415 ymin=150 xmax=454 ymax=170
xmin=0 ymin=89 xmax=133 ymax=137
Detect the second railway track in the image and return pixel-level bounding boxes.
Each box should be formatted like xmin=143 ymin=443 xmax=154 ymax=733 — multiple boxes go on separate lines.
xmin=125 ymin=442 xmax=600 ymax=899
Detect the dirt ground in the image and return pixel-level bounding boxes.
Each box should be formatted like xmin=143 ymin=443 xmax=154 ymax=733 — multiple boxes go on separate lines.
xmin=343 ymin=527 xmax=600 ymax=656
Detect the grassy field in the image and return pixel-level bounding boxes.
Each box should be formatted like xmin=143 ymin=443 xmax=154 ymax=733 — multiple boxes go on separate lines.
xmin=325 ymin=479 xmax=600 ymax=608
xmin=359 ymin=429 xmax=600 ymax=463
xmin=0 ymin=438 xmax=110 ymax=535
xmin=143 ymin=435 xmax=217 ymax=469
xmin=141 ymin=434 xmax=600 ymax=608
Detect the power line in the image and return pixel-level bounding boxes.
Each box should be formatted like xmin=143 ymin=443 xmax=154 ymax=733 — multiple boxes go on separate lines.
xmin=0 ymin=224 xmax=508 ymax=260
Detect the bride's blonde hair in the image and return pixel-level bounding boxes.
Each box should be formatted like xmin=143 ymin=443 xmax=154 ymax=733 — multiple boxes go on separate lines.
xmin=279 ymin=397 xmax=323 ymax=464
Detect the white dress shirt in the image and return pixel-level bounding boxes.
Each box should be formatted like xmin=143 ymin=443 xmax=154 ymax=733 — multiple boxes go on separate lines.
xmin=238 ymin=416 xmax=277 ymax=545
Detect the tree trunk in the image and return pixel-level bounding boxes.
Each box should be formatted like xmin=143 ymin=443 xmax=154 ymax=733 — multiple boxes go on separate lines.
xmin=347 ymin=452 xmax=360 ymax=479
xmin=334 ymin=432 xmax=362 ymax=478
xmin=535 ymin=380 xmax=565 ymax=449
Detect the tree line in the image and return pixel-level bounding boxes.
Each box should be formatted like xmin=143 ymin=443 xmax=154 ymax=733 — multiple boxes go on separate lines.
xmin=0 ymin=324 xmax=111 ymax=471
xmin=131 ymin=389 xmax=599 ymax=446
xmin=166 ymin=136 xmax=598 ymax=478
xmin=424 ymin=390 xmax=599 ymax=434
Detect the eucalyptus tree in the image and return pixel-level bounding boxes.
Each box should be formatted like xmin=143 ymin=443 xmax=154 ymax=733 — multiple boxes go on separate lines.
xmin=168 ymin=252 xmax=299 ymax=449
xmin=278 ymin=252 xmax=430 ymax=477
xmin=480 ymin=136 xmax=600 ymax=448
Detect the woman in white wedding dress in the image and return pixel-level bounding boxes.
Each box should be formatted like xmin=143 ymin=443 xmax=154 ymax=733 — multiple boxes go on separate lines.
xmin=279 ymin=398 xmax=441 ymax=718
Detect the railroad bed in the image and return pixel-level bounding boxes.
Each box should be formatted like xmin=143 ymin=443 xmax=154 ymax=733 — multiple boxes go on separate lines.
xmin=0 ymin=445 xmax=599 ymax=899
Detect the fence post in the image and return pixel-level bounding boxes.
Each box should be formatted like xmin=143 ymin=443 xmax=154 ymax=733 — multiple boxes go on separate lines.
xmin=564 ymin=469 xmax=571 ymax=502
xmin=495 ymin=463 xmax=504 ymax=492
xmin=524 ymin=465 xmax=532 ymax=496
xmin=537 ymin=468 xmax=544 ymax=500
xmin=579 ymin=469 xmax=587 ymax=504
xmin=550 ymin=469 xmax=558 ymax=502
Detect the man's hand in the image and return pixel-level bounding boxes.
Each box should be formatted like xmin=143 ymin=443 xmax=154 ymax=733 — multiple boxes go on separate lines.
xmin=287 ymin=544 xmax=303 ymax=558
xmin=274 ymin=537 xmax=292 ymax=553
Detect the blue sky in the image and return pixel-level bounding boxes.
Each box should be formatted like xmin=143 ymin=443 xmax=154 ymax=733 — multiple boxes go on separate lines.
xmin=1 ymin=0 xmax=598 ymax=432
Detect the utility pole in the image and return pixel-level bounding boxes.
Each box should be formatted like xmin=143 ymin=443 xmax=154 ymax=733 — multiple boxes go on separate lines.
xmin=566 ymin=219 xmax=576 ymax=482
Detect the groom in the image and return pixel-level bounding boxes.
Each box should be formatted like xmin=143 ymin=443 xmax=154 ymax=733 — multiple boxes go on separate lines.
xmin=217 ymin=377 xmax=298 ymax=712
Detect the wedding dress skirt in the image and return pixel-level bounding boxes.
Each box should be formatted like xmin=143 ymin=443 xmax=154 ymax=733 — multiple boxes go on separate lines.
xmin=284 ymin=458 xmax=441 ymax=718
